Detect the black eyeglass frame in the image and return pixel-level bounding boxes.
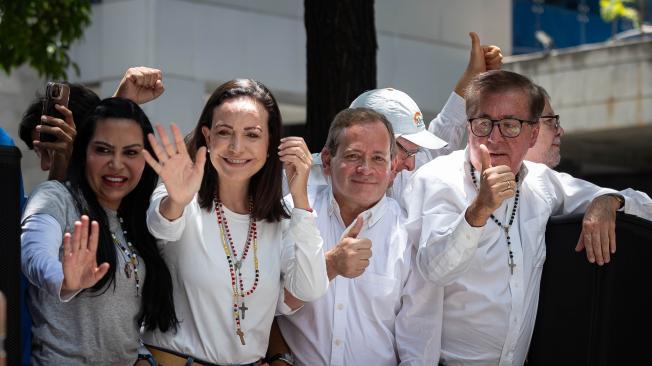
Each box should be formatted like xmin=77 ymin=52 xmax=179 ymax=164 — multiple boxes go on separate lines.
xmin=467 ymin=117 xmax=539 ymax=138
xmin=396 ymin=139 xmax=421 ymax=159
xmin=540 ymin=114 xmax=561 ymax=131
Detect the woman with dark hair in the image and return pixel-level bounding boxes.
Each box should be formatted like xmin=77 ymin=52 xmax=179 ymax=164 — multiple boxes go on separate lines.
xmin=21 ymin=97 xmax=177 ymax=365
xmin=142 ymin=79 xmax=328 ymax=365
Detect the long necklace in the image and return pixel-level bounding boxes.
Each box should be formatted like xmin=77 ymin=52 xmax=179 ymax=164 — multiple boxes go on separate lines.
xmin=470 ymin=164 xmax=520 ymax=275
xmin=110 ymin=216 xmax=140 ymax=296
xmin=215 ymin=196 xmax=259 ymax=346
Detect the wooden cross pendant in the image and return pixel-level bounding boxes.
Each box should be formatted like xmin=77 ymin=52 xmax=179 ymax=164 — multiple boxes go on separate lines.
xmin=239 ymin=302 xmax=249 ymax=320
xmin=124 ymin=263 xmax=132 ymax=279
xmin=236 ymin=329 xmax=246 ymax=345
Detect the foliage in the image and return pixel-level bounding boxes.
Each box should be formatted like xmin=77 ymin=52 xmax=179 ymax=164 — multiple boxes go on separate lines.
xmin=600 ymin=0 xmax=640 ymax=28
xmin=0 ymin=0 xmax=92 ymax=79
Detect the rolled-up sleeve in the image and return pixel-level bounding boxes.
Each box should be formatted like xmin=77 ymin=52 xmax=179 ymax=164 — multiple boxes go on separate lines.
xmin=427 ymin=92 xmax=468 ymax=158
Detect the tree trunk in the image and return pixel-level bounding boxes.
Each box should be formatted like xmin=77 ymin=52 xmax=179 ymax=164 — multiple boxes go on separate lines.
xmin=304 ymin=0 xmax=377 ymax=152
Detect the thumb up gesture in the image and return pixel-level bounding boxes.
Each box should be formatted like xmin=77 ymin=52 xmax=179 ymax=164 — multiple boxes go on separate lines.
xmin=465 ymin=144 xmax=517 ymax=227
xmin=455 ymin=32 xmax=503 ymax=96
xmin=325 ymin=216 xmax=372 ymax=279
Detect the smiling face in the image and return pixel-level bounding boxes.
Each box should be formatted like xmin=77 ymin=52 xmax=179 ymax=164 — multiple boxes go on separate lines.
xmin=468 ymin=89 xmax=539 ymax=174
xmin=201 ymin=96 xmax=270 ymax=187
xmin=85 ymin=118 xmax=146 ymax=210
xmin=322 ymin=120 xmax=393 ymax=215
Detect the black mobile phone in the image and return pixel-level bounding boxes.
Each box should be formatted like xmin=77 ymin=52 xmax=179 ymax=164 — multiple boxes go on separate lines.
xmin=40 ymin=82 xmax=70 ymax=143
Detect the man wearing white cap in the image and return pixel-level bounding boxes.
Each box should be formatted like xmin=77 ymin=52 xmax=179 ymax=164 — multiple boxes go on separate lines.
xmin=348 ymin=87 xmax=447 ymax=199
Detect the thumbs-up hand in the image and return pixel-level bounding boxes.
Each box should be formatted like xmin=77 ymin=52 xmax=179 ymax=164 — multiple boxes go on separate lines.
xmin=325 ymin=215 xmax=372 ymax=280
xmin=465 ymin=144 xmax=516 ymax=227
xmin=455 ymin=32 xmax=503 ymax=96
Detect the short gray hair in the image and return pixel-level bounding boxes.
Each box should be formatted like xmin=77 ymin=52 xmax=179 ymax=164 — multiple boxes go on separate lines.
xmin=465 ymin=70 xmax=545 ymax=121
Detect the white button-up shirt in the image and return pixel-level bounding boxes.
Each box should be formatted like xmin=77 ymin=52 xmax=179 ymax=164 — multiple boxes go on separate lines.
xmin=278 ymin=185 xmax=440 ymax=366
xmin=402 ymin=149 xmax=651 ymax=366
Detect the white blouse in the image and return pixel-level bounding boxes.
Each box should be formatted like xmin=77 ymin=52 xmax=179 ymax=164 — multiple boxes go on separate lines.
xmin=143 ymin=184 xmax=328 ymax=364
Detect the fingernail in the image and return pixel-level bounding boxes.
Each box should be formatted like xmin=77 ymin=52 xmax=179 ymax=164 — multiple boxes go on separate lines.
xmin=41 ymin=115 xmax=46 ymax=122
xmin=35 ymin=125 xmax=41 ymax=131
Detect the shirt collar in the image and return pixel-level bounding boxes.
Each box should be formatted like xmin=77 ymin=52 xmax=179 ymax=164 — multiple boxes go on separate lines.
xmin=326 ymin=185 xmax=387 ymax=230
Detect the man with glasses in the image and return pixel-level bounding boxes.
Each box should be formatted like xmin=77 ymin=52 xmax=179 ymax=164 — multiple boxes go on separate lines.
xmin=524 ymin=86 xmax=564 ymax=168
xmin=402 ymin=70 xmax=652 ymax=365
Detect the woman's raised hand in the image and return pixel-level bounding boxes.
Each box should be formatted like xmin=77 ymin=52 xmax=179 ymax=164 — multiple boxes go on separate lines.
xmin=143 ymin=124 xmax=206 ymax=212
xmin=61 ymin=216 xmax=109 ymax=292
xmin=278 ymin=136 xmax=311 ymax=210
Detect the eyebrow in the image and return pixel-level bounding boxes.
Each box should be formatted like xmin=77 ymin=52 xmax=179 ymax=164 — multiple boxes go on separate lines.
xmin=477 ymin=114 xmax=524 ymax=119
xmin=92 ymin=141 xmax=143 ymax=149
xmin=214 ymin=122 xmax=263 ymax=131
xmin=343 ymin=148 xmax=388 ymax=155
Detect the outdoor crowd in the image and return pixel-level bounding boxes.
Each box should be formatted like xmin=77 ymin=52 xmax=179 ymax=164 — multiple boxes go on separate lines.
xmin=9 ymin=32 xmax=652 ymax=366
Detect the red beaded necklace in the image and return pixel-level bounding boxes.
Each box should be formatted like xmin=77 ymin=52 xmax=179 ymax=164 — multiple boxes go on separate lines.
xmin=214 ymin=196 xmax=259 ymax=346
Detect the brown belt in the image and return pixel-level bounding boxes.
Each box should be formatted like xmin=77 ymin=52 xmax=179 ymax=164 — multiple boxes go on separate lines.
xmin=146 ymin=344 xmax=262 ymax=366
xmin=147 ymin=345 xmax=210 ymax=366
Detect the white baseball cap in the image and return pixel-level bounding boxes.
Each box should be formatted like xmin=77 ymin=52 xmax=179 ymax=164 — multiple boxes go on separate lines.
xmin=349 ymin=88 xmax=447 ymax=150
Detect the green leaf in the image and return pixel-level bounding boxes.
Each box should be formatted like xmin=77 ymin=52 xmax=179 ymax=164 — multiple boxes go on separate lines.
xmin=0 ymin=0 xmax=92 ymax=79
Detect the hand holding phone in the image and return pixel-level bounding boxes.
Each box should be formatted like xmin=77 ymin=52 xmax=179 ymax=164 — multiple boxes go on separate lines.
xmin=40 ymin=82 xmax=70 ymax=143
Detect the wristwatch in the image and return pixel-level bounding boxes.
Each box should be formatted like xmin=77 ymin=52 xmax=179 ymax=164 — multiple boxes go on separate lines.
xmin=605 ymin=193 xmax=625 ymax=209
xmin=266 ymin=352 xmax=295 ymax=366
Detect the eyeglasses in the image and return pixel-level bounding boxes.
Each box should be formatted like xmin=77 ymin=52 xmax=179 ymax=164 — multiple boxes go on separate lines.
xmin=396 ymin=140 xmax=421 ymax=159
xmin=540 ymin=114 xmax=561 ymax=131
xmin=468 ymin=117 xmax=538 ymax=138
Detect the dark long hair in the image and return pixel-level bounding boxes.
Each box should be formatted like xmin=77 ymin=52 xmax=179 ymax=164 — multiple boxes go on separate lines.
xmin=187 ymin=79 xmax=289 ymax=222
xmin=66 ymin=97 xmax=178 ymax=332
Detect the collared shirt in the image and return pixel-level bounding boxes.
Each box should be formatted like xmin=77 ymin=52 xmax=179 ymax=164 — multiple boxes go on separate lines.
xmin=278 ymin=185 xmax=440 ymax=366
xmin=402 ymin=149 xmax=652 ymax=366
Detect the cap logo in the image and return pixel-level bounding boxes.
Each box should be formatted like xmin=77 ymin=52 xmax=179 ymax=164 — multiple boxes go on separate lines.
xmin=413 ymin=112 xmax=424 ymax=129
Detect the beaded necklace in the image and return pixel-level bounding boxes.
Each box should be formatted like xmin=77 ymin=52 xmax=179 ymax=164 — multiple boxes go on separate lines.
xmin=110 ymin=216 xmax=140 ymax=296
xmin=214 ymin=197 xmax=259 ymax=346
xmin=470 ymin=164 xmax=520 ymax=275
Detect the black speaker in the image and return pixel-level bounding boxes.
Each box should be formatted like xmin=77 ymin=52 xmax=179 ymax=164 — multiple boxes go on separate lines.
xmin=0 ymin=146 xmax=22 ymax=366
xmin=528 ymin=212 xmax=652 ymax=366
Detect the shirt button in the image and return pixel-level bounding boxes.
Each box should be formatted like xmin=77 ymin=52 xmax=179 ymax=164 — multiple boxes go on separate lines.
xmin=337 ymin=303 xmax=344 ymax=310
xmin=334 ymin=339 xmax=342 ymax=346
xmin=465 ymin=234 xmax=470 ymax=240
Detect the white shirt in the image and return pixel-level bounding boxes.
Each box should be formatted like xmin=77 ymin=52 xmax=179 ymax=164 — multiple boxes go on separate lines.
xmin=143 ymin=184 xmax=328 ymax=364
xmin=402 ymin=149 xmax=652 ymax=366
xmin=278 ymin=184 xmax=440 ymax=366
xmin=426 ymin=92 xmax=468 ymax=158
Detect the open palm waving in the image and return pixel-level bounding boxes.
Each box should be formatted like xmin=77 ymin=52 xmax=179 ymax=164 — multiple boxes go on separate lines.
xmin=143 ymin=123 xmax=207 ymax=220
xmin=61 ymin=216 xmax=109 ymax=292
